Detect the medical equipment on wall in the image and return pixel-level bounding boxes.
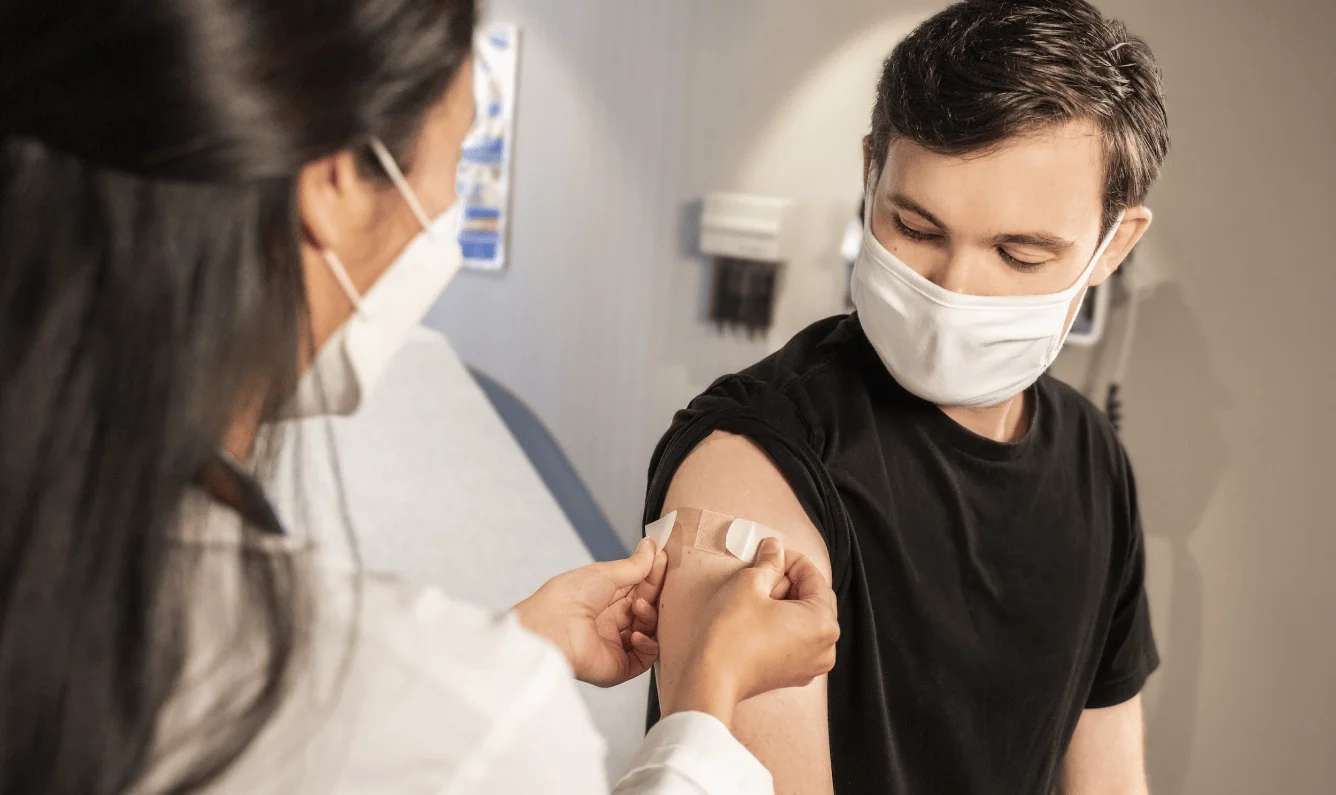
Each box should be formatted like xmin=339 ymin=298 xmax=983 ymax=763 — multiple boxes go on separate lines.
xmin=700 ymin=193 xmax=797 ymax=336
xmin=1101 ymin=278 xmax=1137 ymax=431
xmin=1065 ymin=280 xmax=1112 ymax=347
xmin=1081 ymin=241 xmax=1172 ymax=433
xmin=1084 ymin=244 xmax=1162 ymax=433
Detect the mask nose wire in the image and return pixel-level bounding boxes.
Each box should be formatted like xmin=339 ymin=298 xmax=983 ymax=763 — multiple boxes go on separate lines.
xmin=368 ymin=137 xmax=435 ymax=233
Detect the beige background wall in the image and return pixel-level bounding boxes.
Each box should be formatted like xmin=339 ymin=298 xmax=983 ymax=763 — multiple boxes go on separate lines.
xmin=1091 ymin=1 xmax=1336 ymax=791
xmin=426 ymin=1 xmax=1336 ymax=791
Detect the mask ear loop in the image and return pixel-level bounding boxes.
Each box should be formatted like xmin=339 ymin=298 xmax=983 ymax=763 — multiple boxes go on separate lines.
xmin=863 ymin=167 xmax=879 ymax=226
xmin=317 ymin=136 xmax=433 ymax=315
xmin=1046 ymin=211 xmax=1128 ymax=361
xmin=367 ymin=137 xmax=436 ymax=234
xmin=321 ymin=249 xmax=366 ymax=314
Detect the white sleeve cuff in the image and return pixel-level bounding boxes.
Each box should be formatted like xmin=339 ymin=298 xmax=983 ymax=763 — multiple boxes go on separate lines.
xmin=616 ymin=711 xmax=774 ymax=795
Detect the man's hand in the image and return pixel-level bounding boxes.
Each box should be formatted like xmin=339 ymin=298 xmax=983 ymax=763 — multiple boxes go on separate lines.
xmin=514 ymin=537 xmax=669 ymax=687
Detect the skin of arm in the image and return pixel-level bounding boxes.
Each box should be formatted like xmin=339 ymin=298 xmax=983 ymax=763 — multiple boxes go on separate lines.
xmin=654 ymin=431 xmax=836 ymax=795
xmin=1058 ymin=695 xmax=1151 ymax=795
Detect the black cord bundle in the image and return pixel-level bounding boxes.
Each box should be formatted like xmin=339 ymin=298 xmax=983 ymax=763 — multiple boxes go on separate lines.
xmin=1105 ymin=382 xmax=1124 ymax=434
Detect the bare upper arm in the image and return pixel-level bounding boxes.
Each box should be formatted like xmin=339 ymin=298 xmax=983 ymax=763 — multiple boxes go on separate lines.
xmin=1060 ymin=695 xmax=1150 ymax=795
xmin=655 ymin=431 xmax=835 ymax=795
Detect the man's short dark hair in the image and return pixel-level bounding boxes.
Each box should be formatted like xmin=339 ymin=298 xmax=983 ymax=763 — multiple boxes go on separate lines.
xmin=871 ymin=0 xmax=1170 ymax=236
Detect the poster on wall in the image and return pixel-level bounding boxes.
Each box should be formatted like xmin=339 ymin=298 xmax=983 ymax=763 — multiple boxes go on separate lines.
xmin=458 ymin=24 xmax=520 ymax=272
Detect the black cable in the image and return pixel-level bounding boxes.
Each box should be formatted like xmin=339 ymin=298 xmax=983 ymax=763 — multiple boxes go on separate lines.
xmin=1105 ymin=382 xmax=1123 ymax=434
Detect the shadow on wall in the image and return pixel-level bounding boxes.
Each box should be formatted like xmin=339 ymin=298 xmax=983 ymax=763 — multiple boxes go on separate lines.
xmin=1125 ymin=283 xmax=1230 ymax=795
xmin=677 ymin=198 xmax=713 ymax=325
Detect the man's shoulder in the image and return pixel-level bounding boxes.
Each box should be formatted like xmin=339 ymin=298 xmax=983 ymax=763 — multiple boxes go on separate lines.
xmin=713 ymin=314 xmax=869 ymax=405
xmin=647 ymin=316 xmax=870 ymax=504
xmin=1037 ymin=375 xmax=1129 ymax=477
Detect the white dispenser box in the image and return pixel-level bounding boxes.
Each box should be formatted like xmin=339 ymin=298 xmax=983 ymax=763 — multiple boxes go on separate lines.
xmin=700 ymin=193 xmax=797 ymax=263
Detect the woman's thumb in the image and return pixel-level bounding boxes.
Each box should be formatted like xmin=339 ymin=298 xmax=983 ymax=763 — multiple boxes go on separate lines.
xmin=750 ymin=538 xmax=786 ymax=588
xmin=597 ymin=537 xmax=657 ymax=587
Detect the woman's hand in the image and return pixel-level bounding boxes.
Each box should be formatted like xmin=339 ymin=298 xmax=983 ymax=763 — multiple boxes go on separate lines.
xmin=514 ymin=538 xmax=669 ymax=687
xmin=663 ymin=538 xmax=840 ymax=728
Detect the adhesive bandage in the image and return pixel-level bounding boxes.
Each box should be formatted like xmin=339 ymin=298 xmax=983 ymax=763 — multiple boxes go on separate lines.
xmin=644 ymin=510 xmax=677 ymax=548
xmin=723 ymin=518 xmax=785 ymax=564
xmin=642 ymin=508 xmax=785 ymax=564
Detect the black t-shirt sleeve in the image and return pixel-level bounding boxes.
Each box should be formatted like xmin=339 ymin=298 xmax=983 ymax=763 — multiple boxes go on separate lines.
xmin=641 ymin=372 xmax=853 ymax=731
xmin=1086 ymin=449 xmax=1161 ymax=709
xmin=642 ymin=373 xmax=850 ymax=583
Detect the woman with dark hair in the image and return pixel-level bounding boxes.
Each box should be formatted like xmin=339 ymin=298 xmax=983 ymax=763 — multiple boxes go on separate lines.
xmin=0 ymin=2 xmax=839 ymax=793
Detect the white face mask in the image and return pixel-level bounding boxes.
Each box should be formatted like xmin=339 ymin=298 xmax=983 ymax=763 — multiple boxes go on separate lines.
xmin=286 ymin=138 xmax=464 ymax=418
xmin=851 ymin=178 xmax=1123 ymax=408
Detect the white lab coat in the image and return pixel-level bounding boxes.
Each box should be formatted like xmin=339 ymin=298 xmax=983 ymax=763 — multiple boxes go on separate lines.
xmin=139 ymin=495 xmax=773 ymax=795
xmin=266 ymin=327 xmax=649 ymax=778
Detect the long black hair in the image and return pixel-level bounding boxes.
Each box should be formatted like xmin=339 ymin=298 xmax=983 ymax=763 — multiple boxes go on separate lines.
xmin=0 ymin=1 xmax=476 ymax=792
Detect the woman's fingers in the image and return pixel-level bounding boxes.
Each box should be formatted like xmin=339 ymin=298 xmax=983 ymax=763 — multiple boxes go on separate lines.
xmin=776 ymin=552 xmax=839 ymax=677
xmin=684 ymin=540 xmax=840 ymax=703
xmin=630 ymin=630 xmax=659 ymax=656
xmin=625 ymin=631 xmax=659 ymax=679
xmin=630 ymin=595 xmax=658 ymax=637
xmin=748 ymin=538 xmax=787 ymax=593
xmin=616 ymin=542 xmax=668 ymax=640
xmin=631 ymin=546 xmax=669 ymax=606
xmin=594 ymin=537 xmax=659 ymax=590
xmin=606 ymin=594 xmax=636 ymax=632
xmin=785 ymin=552 xmax=837 ymax=615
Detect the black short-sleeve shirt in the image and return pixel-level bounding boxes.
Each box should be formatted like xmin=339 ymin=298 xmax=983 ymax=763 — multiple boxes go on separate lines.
xmin=644 ymin=315 xmax=1158 ymax=795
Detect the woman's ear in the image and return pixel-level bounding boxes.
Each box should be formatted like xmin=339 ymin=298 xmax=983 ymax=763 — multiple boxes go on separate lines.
xmin=297 ymin=150 xmax=378 ymax=254
xmin=1088 ymin=206 xmax=1152 ymax=288
xmin=296 ymin=150 xmax=384 ymax=363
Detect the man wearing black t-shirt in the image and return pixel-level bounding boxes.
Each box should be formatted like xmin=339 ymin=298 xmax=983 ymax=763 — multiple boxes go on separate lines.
xmin=646 ymin=2 xmax=1170 ymax=793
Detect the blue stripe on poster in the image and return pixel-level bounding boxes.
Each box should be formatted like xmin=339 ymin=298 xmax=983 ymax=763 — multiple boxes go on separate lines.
xmin=460 ymin=230 xmax=501 ymax=244
xmin=462 ymin=239 xmax=499 ymax=260
xmin=464 ymin=206 xmax=501 ymax=221
xmin=461 ymin=137 xmax=505 ymax=165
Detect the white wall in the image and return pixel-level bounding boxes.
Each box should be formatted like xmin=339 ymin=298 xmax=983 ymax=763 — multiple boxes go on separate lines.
xmin=427 ymin=1 xmax=1336 ymax=792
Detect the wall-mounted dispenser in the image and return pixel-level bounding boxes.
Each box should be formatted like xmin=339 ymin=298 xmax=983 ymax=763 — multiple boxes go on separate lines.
xmin=699 ymin=193 xmax=796 ymax=337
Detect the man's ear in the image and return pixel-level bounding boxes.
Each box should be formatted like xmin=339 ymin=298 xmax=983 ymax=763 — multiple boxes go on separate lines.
xmin=297 ymin=150 xmax=377 ymax=254
xmin=1088 ymin=206 xmax=1152 ymax=288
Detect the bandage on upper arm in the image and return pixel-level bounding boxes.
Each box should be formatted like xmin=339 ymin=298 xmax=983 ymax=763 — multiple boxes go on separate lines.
xmin=644 ymin=508 xmax=783 ymax=564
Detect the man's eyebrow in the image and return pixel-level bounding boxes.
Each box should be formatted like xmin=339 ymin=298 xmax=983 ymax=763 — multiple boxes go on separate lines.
xmin=889 ymin=193 xmax=949 ymax=230
xmin=989 ymin=231 xmax=1075 ymax=254
xmin=890 ymin=191 xmax=1076 ymax=253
